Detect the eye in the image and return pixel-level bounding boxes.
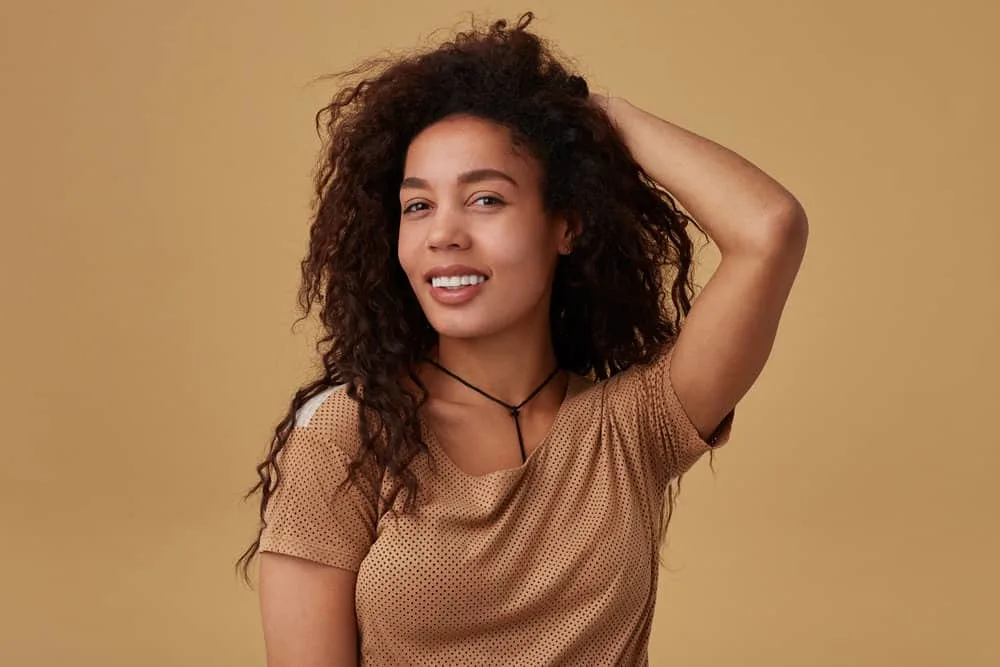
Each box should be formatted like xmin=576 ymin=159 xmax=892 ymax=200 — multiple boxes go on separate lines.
xmin=472 ymin=195 xmax=504 ymax=208
xmin=402 ymin=201 xmax=430 ymax=215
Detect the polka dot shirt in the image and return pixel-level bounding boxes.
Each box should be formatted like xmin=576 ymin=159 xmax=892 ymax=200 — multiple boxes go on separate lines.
xmin=259 ymin=343 xmax=734 ymax=665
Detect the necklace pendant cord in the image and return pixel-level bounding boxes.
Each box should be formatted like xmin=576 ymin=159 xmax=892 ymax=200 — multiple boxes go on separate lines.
xmin=426 ymin=360 xmax=561 ymax=464
xmin=512 ymin=410 xmax=526 ymax=462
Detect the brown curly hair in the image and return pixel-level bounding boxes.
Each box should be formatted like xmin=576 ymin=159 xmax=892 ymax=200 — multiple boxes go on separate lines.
xmin=236 ymin=12 xmax=709 ymax=585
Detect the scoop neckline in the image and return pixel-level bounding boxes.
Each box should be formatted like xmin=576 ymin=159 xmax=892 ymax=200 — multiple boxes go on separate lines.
xmin=419 ymin=371 xmax=590 ymax=482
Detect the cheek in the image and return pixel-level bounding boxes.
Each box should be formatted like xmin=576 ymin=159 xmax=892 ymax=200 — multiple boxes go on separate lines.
xmin=396 ymin=229 xmax=420 ymax=279
xmin=487 ymin=228 xmax=558 ymax=278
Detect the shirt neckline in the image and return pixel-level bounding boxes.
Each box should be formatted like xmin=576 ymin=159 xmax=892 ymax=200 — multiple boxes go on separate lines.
xmin=419 ymin=372 xmax=591 ymax=482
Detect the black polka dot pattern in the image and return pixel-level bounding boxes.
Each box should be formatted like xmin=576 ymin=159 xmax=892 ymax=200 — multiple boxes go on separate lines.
xmin=259 ymin=343 xmax=733 ymax=665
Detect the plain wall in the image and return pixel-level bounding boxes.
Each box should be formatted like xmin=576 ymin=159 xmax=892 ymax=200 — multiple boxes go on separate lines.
xmin=1 ymin=0 xmax=997 ymax=665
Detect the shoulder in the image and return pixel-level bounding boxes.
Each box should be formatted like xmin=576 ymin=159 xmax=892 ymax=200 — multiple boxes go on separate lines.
xmin=587 ymin=345 xmax=674 ymax=402
xmin=287 ymin=384 xmax=364 ymax=458
xmin=294 ymin=384 xmax=350 ymax=429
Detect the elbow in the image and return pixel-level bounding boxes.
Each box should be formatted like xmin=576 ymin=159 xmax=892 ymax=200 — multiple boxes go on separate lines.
xmin=748 ymin=199 xmax=809 ymax=257
xmin=774 ymin=200 xmax=809 ymax=249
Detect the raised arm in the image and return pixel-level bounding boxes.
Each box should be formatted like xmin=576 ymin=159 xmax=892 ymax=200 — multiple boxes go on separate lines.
xmin=598 ymin=95 xmax=808 ymax=440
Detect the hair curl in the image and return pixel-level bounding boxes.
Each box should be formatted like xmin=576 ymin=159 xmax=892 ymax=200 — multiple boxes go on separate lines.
xmin=236 ymin=12 xmax=710 ymax=585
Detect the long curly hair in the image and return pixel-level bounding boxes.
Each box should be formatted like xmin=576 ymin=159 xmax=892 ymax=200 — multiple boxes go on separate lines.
xmin=236 ymin=12 xmax=709 ymax=585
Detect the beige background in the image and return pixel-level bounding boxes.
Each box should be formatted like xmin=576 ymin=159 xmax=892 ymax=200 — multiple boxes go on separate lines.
xmin=1 ymin=0 xmax=997 ymax=665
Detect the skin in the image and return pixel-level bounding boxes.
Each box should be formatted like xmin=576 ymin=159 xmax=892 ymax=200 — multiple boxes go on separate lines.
xmin=259 ymin=554 xmax=359 ymax=666
xmin=397 ymin=113 xmax=576 ymax=469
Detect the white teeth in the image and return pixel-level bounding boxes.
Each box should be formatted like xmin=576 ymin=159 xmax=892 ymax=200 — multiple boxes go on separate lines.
xmin=431 ymin=274 xmax=486 ymax=289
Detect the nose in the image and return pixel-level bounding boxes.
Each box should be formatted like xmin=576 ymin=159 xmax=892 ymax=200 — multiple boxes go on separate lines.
xmin=425 ymin=205 xmax=470 ymax=250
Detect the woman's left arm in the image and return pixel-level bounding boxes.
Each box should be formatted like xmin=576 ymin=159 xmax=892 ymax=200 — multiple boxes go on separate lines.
xmin=599 ymin=95 xmax=809 ymax=442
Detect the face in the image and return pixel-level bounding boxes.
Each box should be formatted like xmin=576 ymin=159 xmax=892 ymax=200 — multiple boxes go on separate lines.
xmin=397 ymin=114 xmax=571 ymax=342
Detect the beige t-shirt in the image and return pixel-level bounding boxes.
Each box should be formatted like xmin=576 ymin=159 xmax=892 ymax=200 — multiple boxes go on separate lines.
xmin=259 ymin=343 xmax=733 ymax=665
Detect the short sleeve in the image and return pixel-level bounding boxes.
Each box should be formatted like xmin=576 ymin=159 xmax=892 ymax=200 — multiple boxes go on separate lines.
xmin=258 ymin=385 xmax=378 ymax=572
xmin=602 ymin=343 xmax=734 ymax=484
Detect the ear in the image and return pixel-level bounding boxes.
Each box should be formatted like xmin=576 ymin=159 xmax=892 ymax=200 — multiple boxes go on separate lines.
xmin=555 ymin=214 xmax=580 ymax=255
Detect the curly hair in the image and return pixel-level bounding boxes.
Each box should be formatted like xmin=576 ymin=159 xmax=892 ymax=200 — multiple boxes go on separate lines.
xmin=236 ymin=12 xmax=709 ymax=585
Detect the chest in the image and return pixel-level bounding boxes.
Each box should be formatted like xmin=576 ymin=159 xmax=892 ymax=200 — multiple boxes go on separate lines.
xmin=354 ymin=437 xmax=661 ymax=649
xmin=422 ymin=400 xmax=559 ymax=477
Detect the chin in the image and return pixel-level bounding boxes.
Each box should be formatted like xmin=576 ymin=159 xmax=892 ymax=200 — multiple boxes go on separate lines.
xmin=421 ymin=297 xmax=545 ymax=343
xmin=427 ymin=318 xmax=495 ymax=340
xmin=424 ymin=305 xmax=518 ymax=340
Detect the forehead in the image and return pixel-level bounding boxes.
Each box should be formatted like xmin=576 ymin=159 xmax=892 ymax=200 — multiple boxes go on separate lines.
xmin=403 ymin=114 xmax=539 ymax=180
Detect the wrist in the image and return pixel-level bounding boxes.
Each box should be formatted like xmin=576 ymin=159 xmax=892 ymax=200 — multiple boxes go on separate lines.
xmin=603 ymin=95 xmax=634 ymax=130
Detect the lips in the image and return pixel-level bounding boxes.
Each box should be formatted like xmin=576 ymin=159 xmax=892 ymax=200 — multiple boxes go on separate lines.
xmin=423 ymin=265 xmax=489 ymax=306
xmin=428 ymin=280 xmax=484 ymax=304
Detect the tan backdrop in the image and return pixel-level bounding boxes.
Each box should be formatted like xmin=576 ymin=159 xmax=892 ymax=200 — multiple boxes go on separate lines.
xmin=2 ymin=1 xmax=996 ymax=665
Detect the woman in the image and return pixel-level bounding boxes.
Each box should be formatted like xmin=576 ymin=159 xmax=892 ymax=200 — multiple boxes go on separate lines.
xmin=238 ymin=13 xmax=807 ymax=666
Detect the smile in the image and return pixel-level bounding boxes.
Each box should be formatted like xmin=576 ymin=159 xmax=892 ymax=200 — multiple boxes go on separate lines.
xmin=430 ymin=275 xmax=488 ymax=289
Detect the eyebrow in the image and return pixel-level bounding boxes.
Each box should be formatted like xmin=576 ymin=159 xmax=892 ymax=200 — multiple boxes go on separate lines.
xmin=400 ymin=168 xmax=519 ymax=191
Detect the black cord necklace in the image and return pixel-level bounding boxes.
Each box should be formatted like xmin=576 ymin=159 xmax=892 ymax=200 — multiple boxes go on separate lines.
xmin=426 ymin=358 xmax=562 ymax=463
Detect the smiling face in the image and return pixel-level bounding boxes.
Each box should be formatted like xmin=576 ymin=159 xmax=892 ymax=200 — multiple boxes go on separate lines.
xmin=397 ymin=114 xmax=571 ymax=343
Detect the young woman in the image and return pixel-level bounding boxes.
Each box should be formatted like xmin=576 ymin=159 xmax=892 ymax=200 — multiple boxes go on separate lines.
xmin=238 ymin=13 xmax=808 ymax=666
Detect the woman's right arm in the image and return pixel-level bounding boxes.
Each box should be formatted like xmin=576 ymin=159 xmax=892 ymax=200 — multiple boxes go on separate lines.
xmin=259 ymin=552 xmax=360 ymax=666
xmin=256 ymin=386 xmax=378 ymax=666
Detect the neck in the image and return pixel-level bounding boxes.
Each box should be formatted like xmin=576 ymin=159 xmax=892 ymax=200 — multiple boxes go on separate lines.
xmin=428 ymin=328 xmax=562 ymax=408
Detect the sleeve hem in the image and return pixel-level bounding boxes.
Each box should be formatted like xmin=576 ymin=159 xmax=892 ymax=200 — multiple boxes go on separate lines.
xmin=258 ymin=532 xmax=366 ymax=572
